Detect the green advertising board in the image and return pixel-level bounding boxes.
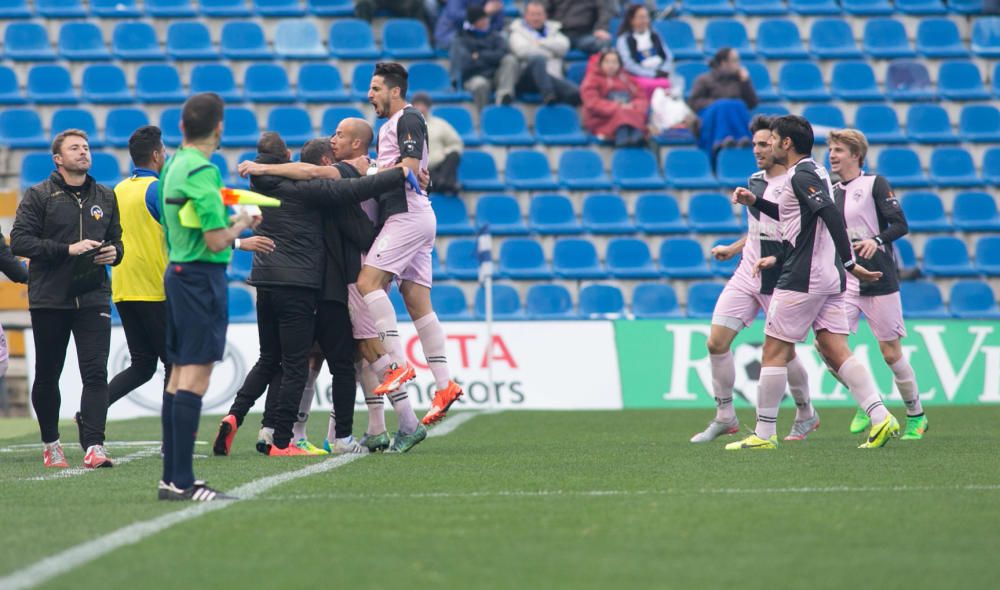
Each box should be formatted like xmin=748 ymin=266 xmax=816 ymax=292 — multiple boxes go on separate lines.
xmin=615 ymin=319 xmax=1000 ymax=409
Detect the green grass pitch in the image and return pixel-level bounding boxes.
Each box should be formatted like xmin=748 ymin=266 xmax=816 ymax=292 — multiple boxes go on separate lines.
xmin=1 ymin=407 xmax=998 ymax=589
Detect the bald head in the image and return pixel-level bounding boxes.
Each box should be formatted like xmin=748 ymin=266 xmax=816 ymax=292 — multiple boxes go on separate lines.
xmin=331 ymin=118 xmax=373 ymax=161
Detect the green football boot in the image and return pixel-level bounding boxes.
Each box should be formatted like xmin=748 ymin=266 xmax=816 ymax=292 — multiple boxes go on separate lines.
xmin=387 ymin=424 xmax=427 ymax=453
xmin=359 ymin=431 xmax=391 ymax=453
xmin=849 ymin=407 xmax=870 ymax=434
xmin=900 ymin=414 xmax=929 ymax=441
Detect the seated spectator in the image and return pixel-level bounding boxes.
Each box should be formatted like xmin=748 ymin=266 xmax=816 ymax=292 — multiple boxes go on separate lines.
xmin=435 ymin=0 xmax=505 ymax=50
xmin=412 ymin=93 xmax=463 ymax=194
xmin=545 ymin=0 xmax=613 ymax=54
xmin=581 ymin=48 xmax=649 ymax=147
xmin=687 ymin=47 xmax=758 ymax=156
xmin=615 ymin=4 xmax=674 ymax=99
xmin=449 ymin=6 xmax=519 ymax=111
xmin=508 ymin=1 xmax=581 ymax=106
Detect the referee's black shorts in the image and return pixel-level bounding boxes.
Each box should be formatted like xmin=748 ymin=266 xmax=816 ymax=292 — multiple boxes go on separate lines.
xmin=164 ymin=262 xmax=228 ymax=366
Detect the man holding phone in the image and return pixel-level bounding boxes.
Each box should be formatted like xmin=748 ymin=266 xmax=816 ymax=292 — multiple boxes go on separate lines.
xmin=11 ymin=128 xmax=124 ymax=469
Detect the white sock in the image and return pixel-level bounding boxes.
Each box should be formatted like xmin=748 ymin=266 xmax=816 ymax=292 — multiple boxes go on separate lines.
xmin=414 ymin=312 xmax=451 ymax=390
xmin=889 ymin=357 xmax=923 ymax=416
xmin=755 ymin=366 xmax=787 ymax=440
xmin=370 ymin=353 xmax=392 ymax=381
xmin=709 ymin=351 xmax=736 ymax=422
xmin=360 ymin=360 xmax=386 ymax=435
xmin=838 ymin=356 xmax=889 ymax=424
xmin=292 ymin=365 xmax=321 ymax=440
xmin=388 ymin=390 xmax=419 ymax=435
xmin=363 ymin=290 xmax=405 ymax=366
xmin=786 ymin=355 xmax=814 ymax=421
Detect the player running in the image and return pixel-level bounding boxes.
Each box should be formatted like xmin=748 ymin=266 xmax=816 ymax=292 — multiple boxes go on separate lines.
xmin=691 ymin=115 xmax=818 ymax=443
xmin=727 ymin=115 xmax=898 ymax=451
xmin=826 ymin=129 xmax=927 ymax=440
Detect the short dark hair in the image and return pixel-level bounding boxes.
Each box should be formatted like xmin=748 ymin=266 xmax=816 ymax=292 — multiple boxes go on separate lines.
xmin=374 ymin=62 xmax=408 ymax=98
xmin=51 ymin=129 xmax=88 ymax=155
xmin=411 ymin=92 xmax=432 ymax=108
xmin=770 ymin=115 xmax=814 ymax=155
xmin=709 ymin=47 xmax=735 ymax=69
xmin=256 ymin=131 xmax=289 ymax=161
xmin=128 ymin=126 xmax=162 ymax=168
xmin=749 ymin=115 xmax=773 ymax=135
xmin=300 ymin=138 xmax=333 ymax=165
xmin=181 ymin=92 xmax=224 ymax=141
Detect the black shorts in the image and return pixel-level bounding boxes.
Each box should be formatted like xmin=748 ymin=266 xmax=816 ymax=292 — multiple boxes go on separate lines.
xmin=164 ymin=262 xmax=228 ymax=366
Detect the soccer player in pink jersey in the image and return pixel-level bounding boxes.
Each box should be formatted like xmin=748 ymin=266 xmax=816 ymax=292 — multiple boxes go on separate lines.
xmin=691 ymin=115 xmax=818 ymax=444
xmin=826 ymin=129 xmax=927 ymax=440
xmin=727 ymin=115 xmax=898 ymax=450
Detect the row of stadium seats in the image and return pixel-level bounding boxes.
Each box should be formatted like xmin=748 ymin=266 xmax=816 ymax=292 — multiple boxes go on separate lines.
xmin=664 ymin=0 xmax=983 ymax=17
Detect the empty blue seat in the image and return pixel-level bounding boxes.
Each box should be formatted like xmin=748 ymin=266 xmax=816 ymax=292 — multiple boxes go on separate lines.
xmin=58 ymin=23 xmax=111 ymax=61
xmin=90 ymin=152 xmax=121 ymax=186
xmin=505 ymin=150 xmax=558 ymax=191
xmin=898 ymin=0 xmax=947 ymax=13
xmin=607 ymin=239 xmax=658 ymax=279
xmin=0 ymin=0 xmax=30 ymax=18
xmin=525 ymin=284 xmax=575 ymax=320
xmin=200 ymin=0 xmax=252 ymax=16
xmin=689 ymin=193 xmax=742 ymax=233
xmin=431 ymin=285 xmax=471 ymax=320
xmin=36 ymin=0 xmax=86 ymax=17
xmin=743 ymin=62 xmax=779 ymax=102
xmin=474 ymin=284 xmax=524 ymax=320
xmin=900 ymin=281 xmax=950 ymax=318
xmin=950 ymin=281 xmax=1000 ymax=319
xmin=779 ymin=62 xmax=831 ymax=101
xmin=809 ymin=19 xmax=862 ymax=59
xmin=0 ymin=109 xmax=47 ymax=149
xmin=907 ymin=105 xmax=958 ymax=144
xmin=675 ymin=63 xmax=709 ymax=99
xmin=220 ymin=21 xmax=271 ymax=60
xmin=553 ymin=239 xmax=605 ymax=279
xmin=684 ymin=0 xmax=735 ymax=15
xmin=228 ymin=285 xmax=256 ymax=323
xmin=5 ymin=23 xmax=55 ymax=61
xmin=901 ymin=192 xmax=950 ymax=231
xmin=0 ymin=66 xmax=24 ymax=105
xmin=228 ymin=248 xmax=252 ymax=281
xmin=310 ymin=0 xmax=357 ymax=16
xmin=329 ymin=19 xmax=379 ymax=59
xmin=432 ymin=248 xmax=449 ymax=281
xmin=431 ymin=196 xmax=474 ymax=235
xmin=923 ymin=236 xmax=977 ymax=276
xmin=949 ymin=0 xmax=984 ymax=13
xmin=443 ymin=239 xmax=478 ymax=280
xmin=611 ymin=149 xmax=664 ymax=189
xmin=113 ymin=22 xmax=165 ymax=61
xmin=803 ymin=104 xmax=846 ymax=144
xmin=660 ymin=238 xmax=712 ymax=278
xmin=27 ymin=65 xmax=76 ymax=104
xmin=582 ymin=194 xmax=634 ymax=234
xmin=686 ymin=282 xmax=726 ymax=318
xmin=476 ymin=195 xmax=528 ymax=234
xmin=106 ymin=108 xmax=149 ymax=147
xmin=498 ymin=239 xmax=551 ymax=279
xmin=632 ymin=283 xmax=682 ymax=318
xmin=349 ymin=62 xmax=376 ymax=101
xmin=221 ymin=107 xmax=259 ymax=147
xmin=434 ymin=106 xmax=481 ymax=146
xmin=844 ymin=0 xmax=893 ymax=14
xmin=930 ymin=148 xmax=981 ymax=187
xmin=703 ymin=20 xmax=755 ymax=58
xmin=886 ymin=61 xmax=936 ymax=101
xmin=959 ymin=105 xmax=1000 ymax=142
xmin=274 ymin=19 xmax=325 ymax=59
xmin=953 ymin=191 xmax=1000 ymax=231
xmin=757 ymin=19 xmax=808 ymax=59
xmin=481 ymin=106 xmax=534 ymax=146
xmin=211 ymin=153 xmax=233 ymax=186
xmin=159 ymin=108 xmax=182 ymax=145
xmin=167 ymin=21 xmax=217 ymax=60
xmin=388 ymin=286 xmax=410 ymax=321
xmin=864 ymin=19 xmax=916 ymax=59
xmin=383 ymin=19 xmax=434 ymax=59
xmin=190 ymin=63 xmax=242 ymax=102
xmin=735 ymin=0 xmax=785 ymax=14
xmin=716 ymin=148 xmax=757 ymax=186
xmin=82 ymin=64 xmax=132 ymax=104
xmin=558 ymin=150 xmax=612 ymax=190
xmin=831 ymin=62 xmax=883 ymax=101
xmin=636 ymin=193 xmax=687 ymax=233
xmin=297 ymin=64 xmax=349 ymax=103
xmin=876 ymin=148 xmax=929 ymax=188
xmin=579 ymin=285 xmax=625 ymax=319
xmin=146 ymin=0 xmax=197 ymax=17
xmin=91 ymin=0 xmax=142 ymax=17
xmin=789 ymin=0 xmax=841 ymax=14
xmin=976 ymin=236 xmax=1000 ymax=275
xmin=709 ymin=237 xmax=742 ymax=276
xmin=135 ymin=64 xmax=184 ymax=103
xmin=535 ymin=105 xmax=589 ymax=145
xmin=245 ymin=64 xmax=294 ymax=102
xmin=653 ymin=20 xmax=701 ymax=61
xmin=459 ymin=151 xmax=504 ymax=191
xmin=254 ymin=0 xmax=306 ymax=16
xmin=916 ymin=18 xmax=968 ymax=58
xmin=529 ymin=194 xmax=581 ymax=235
xmin=986 ymin=148 xmax=1000 ymax=185
xmin=938 ymin=60 xmax=991 ymax=100
xmin=664 ymin=149 xmax=717 ymax=189
xmin=51 ymin=109 xmax=101 ymax=148
xmin=410 ymin=62 xmax=469 ymax=102
xmin=971 ymin=16 xmax=1000 ymax=57
xmin=896 ymin=238 xmax=918 ymax=276
xmin=855 ymin=104 xmax=906 ymax=143
xmin=266 ymin=107 xmax=312 ymax=146
xmin=21 ymin=153 xmax=53 ymax=189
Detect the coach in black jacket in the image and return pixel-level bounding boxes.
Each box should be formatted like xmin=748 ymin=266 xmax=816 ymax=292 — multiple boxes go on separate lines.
xmin=10 ymin=129 xmax=123 ymax=466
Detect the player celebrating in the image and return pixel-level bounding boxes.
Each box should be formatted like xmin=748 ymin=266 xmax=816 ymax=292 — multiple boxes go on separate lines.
xmin=727 ymin=115 xmax=898 ymax=451
xmin=826 ymin=129 xmax=927 ymax=440
xmin=691 ymin=115 xmax=818 ymax=443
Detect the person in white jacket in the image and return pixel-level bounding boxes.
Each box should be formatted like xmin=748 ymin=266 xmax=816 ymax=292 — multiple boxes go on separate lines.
xmin=413 ymin=92 xmax=463 ymax=194
xmin=505 ymin=1 xmax=580 ymax=105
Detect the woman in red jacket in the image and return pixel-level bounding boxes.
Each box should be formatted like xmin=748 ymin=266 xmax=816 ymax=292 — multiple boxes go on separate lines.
xmin=581 ymin=49 xmax=650 ymax=147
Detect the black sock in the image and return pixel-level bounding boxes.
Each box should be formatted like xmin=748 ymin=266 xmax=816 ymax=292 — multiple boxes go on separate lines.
xmin=161 ymin=392 xmax=174 ymax=485
xmin=172 ymin=390 xmax=203 ymax=490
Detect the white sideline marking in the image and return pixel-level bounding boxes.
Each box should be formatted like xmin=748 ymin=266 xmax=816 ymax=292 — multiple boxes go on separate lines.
xmin=0 ymin=411 xmax=493 ymax=590
xmin=26 ymin=448 xmax=160 ymax=481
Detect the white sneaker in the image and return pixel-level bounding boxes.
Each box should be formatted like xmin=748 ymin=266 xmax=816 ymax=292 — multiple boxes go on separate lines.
xmin=328 ymin=436 xmax=370 ymax=455
xmin=255 ymin=427 xmax=274 ymax=455
xmin=690 ymin=418 xmax=740 ymax=443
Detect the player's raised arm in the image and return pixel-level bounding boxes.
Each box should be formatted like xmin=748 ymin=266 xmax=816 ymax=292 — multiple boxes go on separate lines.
xmin=238 ymin=160 xmax=343 ymax=180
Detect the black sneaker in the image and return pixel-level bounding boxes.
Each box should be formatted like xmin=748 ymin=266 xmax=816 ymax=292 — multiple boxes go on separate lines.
xmin=161 ymin=481 xmax=235 ymax=502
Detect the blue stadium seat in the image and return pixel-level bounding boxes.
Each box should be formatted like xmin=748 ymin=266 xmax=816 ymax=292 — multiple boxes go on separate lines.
xmin=200 ymin=0 xmax=252 ymax=16
xmin=558 ymin=150 xmax=612 ymax=190
xmin=146 ymin=0 xmax=197 ymax=17
xmin=986 ymin=148 xmax=1000 ymax=185
xmin=757 ymin=19 xmax=808 ymax=59
xmin=0 ymin=66 xmax=24 ymax=105
xmin=0 ymin=0 xmax=31 ymax=18
xmin=896 ymin=238 xmax=918 ymax=276
xmin=949 ymin=0 xmax=984 ymax=12
xmin=476 ymin=195 xmax=528 ymax=234
xmin=660 ymin=238 xmax=712 ymax=278
xmin=474 ymin=284 xmax=524 ymax=320
xmin=907 ymin=105 xmax=958 ymax=144
xmin=220 ymin=21 xmax=270 ymax=60
xmin=221 ymin=107 xmax=259 ymax=147
xmin=976 ymin=236 xmax=1000 ymax=275
xmin=21 ymin=153 xmax=53 ymax=190
xmin=579 ymin=285 xmax=625 ymax=319
xmin=653 ymin=20 xmax=701 ymax=61
xmin=686 ymin=282 xmax=726 ymax=318
xmin=135 ymin=64 xmax=184 ymax=103
xmin=388 ymin=286 xmax=410 ymax=321
xmin=5 ymin=23 xmax=55 ymax=61
xmin=529 ymin=194 xmax=581 ymax=235
xmin=959 ymin=105 xmax=1000 ymax=142
xmin=228 ymin=248 xmax=252 ymax=281
xmin=703 ymin=20 xmax=755 ymax=58
xmin=855 ymin=104 xmax=906 ymax=144
xmin=505 ymin=150 xmax=558 ymax=191
xmin=809 ymin=19 xmax=862 ymax=59
xmin=297 ymin=63 xmax=350 ymax=102
xmin=432 ymin=248 xmax=449 ymax=281
xmin=843 ymin=0 xmax=893 ymax=14
xmin=675 ymin=63 xmax=709 ymax=99
xmin=535 ymin=105 xmax=589 ymax=145
xmin=876 ymin=148 xmax=929 ymax=188
xmin=51 ymin=109 xmax=101 ymax=148
xmin=228 ymin=285 xmax=257 ymax=323
xmin=27 ymin=65 xmax=76 ymax=104
xmin=245 ymin=64 xmax=294 ymax=102
xmin=431 ymin=285 xmax=471 ymax=320
xmin=481 ymin=106 xmax=534 ymax=146
xmin=329 ymin=19 xmax=379 ymax=59
xmin=752 ymin=105 xmax=790 ymax=118
xmin=159 ymin=109 xmax=182 ymax=146
xmin=409 ymin=62 xmax=469 ymax=102
xmin=901 ymin=192 xmax=950 ymax=232
xmin=950 ymin=280 xmax=1000 ymax=318
xmin=607 ymin=238 xmax=658 ymax=279
xmin=106 ymin=108 xmax=149 ymax=147
xmin=689 ymin=193 xmax=742 ymax=233
xmin=254 ymin=0 xmax=306 ymax=16
xmin=383 ymin=19 xmax=434 ymax=59
xmin=59 ymin=23 xmax=111 ymax=61
xmin=91 ymin=0 xmax=142 ymax=17
xmin=582 ymin=194 xmax=634 ymax=234
xmin=930 ymin=147 xmax=981 ymax=187
xmin=716 ymin=148 xmax=756 ymax=186
xmin=953 ymin=191 xmax=1000 ymax=231
xmin=167 ymin=21 xmax=217 ymax=60
xmin=443 ymin=239 xmax=478 ymax=280
xmin=802 ymin=105 xmax=845 ymax=144
xmin=274 ymin=20 xmax=325 ymax=59
xmin=211 ymin=153 xmax=232 ymax=185
xmin=938 ymin=60 xmax=991 ymax=100
xmin=789 ymin=0 xmax=841 ymax=14
xmin=190 ymin=63 xmax=242 ymax=102
xmin=923 ymin=236 xmax=977 ymax=276
xmin=684 ymin=0 xmax=735 ymax=15
xmin=498 ymin=239 xmax=552 ymax=280
xmin=900 ymin=281 xmax=950 ymax=318
xmin=831 ymin=62 xmax=883 ymax=101
xmin=632 ymin=283 xmax=683 ymax=318
xmin=565 ymin=61 xmax=589 ymax=86
xmin=82 ymin=64 xmax=132 ymax=104
xmin=916 ymin=18 xmax=968 ymax=58
xmin=611 ymin=149 xmax=664 ymax=190
xmin=0 ymin=109 xmax=47 ymax=149
xmin=320 ymin=106 xmax=364 ymax=136
xmin=735 ymin=0 xmax=785 ymax=14
xmin=266 ymin=107 xmax=312 ymax=146
xmin=525 ymin=284 xmax=575 ymax=320
xmin=664 ymin=149 xmax=717 ymax=189
xmin=886 ymin=61 xmax=936 ymax=101
xmin=113 ymin=22 xmax=165 ymax=61
xmin=308 ymin=0 xmax=354 ymax=16
xmin=971 ymin=17 xmax=1000 ymax=57
xmin=431 ymin=196 xmax=474 ymax=235
xmin=459 ymin=151 xmax=504 ymax=191
xmin=779 ymin=62 xmax=831 ymax=101
xmin=90 ymin=152 xmax=121 ymax=186
xmin=863 ymin=18 xmax=916 ymax=59
xmin=898 ymin=0 xmax=948 ymax=13
xmin=553 ymin=239 xmax=605 ymax=279
xmin=36 ymin=0 xmax=86 ymax=17
xmin=709 ymin=237 xmax=742 ymax=276
xmin=433 ymin=106 xmax=480 ymax=146
xmin=743 ymin=62 xmax=779 ymax=102
xmin=636 ymin=193 xmax=687 ymax=233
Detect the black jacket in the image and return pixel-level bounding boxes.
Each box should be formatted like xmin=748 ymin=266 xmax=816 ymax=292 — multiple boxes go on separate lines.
xmin=450 ymin=28 xmax=510 ymax=82
xmin=11 ymin=172 xmax=123 ymax=310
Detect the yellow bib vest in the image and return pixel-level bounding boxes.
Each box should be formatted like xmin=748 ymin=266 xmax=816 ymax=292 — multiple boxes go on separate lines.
xmin=111 ymin=171 xmax=167 ymax=302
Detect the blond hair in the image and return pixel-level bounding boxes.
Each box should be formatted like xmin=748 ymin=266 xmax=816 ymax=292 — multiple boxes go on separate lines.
xmin=827 ymin=128 xmax=869 ymax=167
xmin=51 ymin=129 xmax=89 ymax=155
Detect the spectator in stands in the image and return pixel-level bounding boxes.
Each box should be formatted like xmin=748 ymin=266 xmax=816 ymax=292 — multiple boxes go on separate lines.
xmin=544 ymin=0 xmax=613 ymax=54
xmin=450 ymin=5 xmax=519 ymax=111
xmin=355 ymin=0 xmax=428 ymax=30
xmin=615 ymin=4 xmax=674 ymax=99
xmin=435 ymin=0 xmax=505 ymax=50
xmin=0 ymin=226 xmax=28 ymax=418
xmin=412 ymin=93 xmax=463 ymax=194
xmin=687 ymin=47 xmax=757 ymax=158
xmin=581 ymin=48 xmax=650 ymax=147
xmin=508 ymin=1 xmax=581 ymax=106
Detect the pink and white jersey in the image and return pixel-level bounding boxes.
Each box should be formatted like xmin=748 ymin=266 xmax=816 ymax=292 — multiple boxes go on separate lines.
xmin=834 ymin=174 xmax=904 ymax=296
xmin=733 ymin=169 xmax=786 ymax=295
xmin=376 ymin=104 xmax=430 ymax=214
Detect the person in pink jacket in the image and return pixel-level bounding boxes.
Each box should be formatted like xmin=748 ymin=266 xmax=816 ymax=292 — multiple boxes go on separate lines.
xmin=581 ymin=48 xmax=650 ymax=147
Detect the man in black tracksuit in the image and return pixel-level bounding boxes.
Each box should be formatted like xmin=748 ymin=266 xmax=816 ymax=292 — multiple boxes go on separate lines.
xmin=11 ymin=129 xmax=124 ymax=468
